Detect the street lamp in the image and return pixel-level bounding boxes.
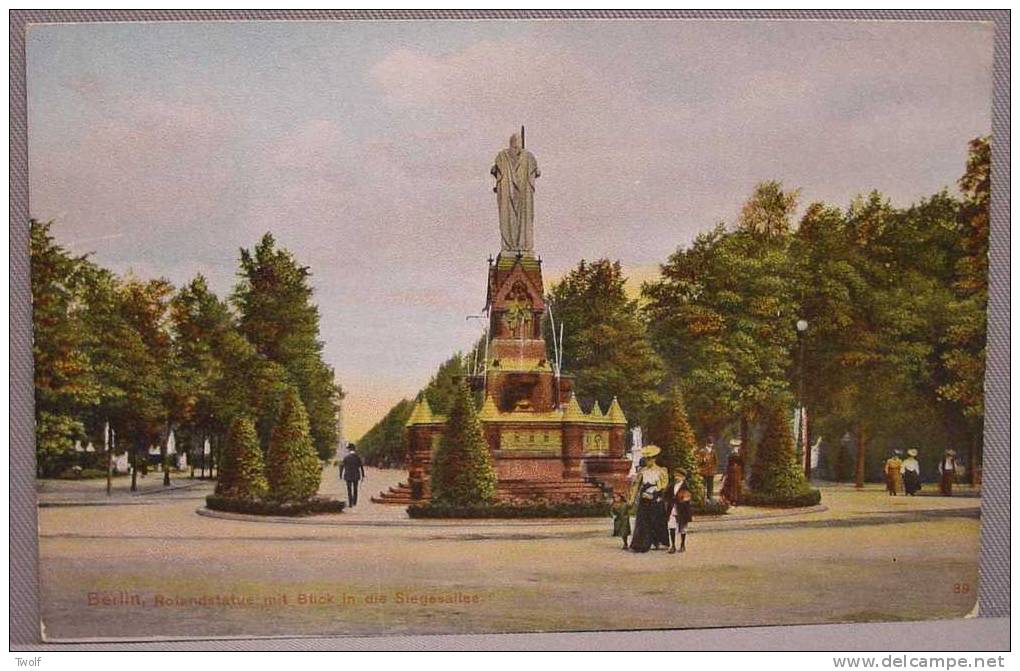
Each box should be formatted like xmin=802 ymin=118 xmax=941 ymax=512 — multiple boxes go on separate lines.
xmin=796 ymin=319 xmax=809 ymax=479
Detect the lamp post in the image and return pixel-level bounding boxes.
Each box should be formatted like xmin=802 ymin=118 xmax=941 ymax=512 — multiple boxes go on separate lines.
xmin=796 ymin=318 xmax=809 ymax=479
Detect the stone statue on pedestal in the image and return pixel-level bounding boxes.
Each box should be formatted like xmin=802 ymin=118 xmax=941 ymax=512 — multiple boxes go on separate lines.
xmin=491 ymin=130 xmax=540 ymax=253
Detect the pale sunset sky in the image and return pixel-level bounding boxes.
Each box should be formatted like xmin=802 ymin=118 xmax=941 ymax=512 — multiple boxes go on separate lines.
xmin=26 ymin=20 xmax=992 ymax=440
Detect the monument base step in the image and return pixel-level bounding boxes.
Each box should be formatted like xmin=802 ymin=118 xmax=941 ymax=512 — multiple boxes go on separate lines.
xmin=371 ymin=478 xmax=610 ymax=505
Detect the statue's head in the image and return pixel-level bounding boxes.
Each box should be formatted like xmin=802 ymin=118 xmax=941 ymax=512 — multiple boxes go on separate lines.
xmin=509 ymin=132 xmax=521 ymax=153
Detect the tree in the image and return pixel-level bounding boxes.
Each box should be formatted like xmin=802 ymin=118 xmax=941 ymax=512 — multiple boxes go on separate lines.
xmin=216 ymin=416 xmax=269 ymax=500
xmin=171 ymin=276 xmax=230 ymax=457
xmin=738 ymin=180 xmax=800 ymax=239
xmin=266 ymin=387 xmax=322 ymax=503
xmin=422 ymin=352 xmax=472 ymax=416
xmin=749 ymin=401 xmax=810 ymax=497
xmin=233 ymin=233 xmax=342 ymax=461
xmin=357 ymin=399 xmax=414 ymax=467
xmin=430 ymin=381 xmax=497 ymax=505
xmin=644 ymin=181 xmax=800 ymax=461
xmin=545 ymin=259 xmax=664 ymax=427
xmin=938 ymin=136 xmax=989 ymax=483
xmin=647 ymin=389 xmax=705 ymax=504
xmin=29 ymin=220 xmax=101 ymax=476
xmin=113 ymin=277 xmax=176 ymax=491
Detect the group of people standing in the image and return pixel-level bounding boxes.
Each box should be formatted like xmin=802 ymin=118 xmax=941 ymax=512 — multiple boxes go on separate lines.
xmin=610 ymin=439 xmax=745 ymax=555
xmin=611 ymin=445 xmax=692 ymax=554
xmin=884 ymin=448 xmax=960 ymax=497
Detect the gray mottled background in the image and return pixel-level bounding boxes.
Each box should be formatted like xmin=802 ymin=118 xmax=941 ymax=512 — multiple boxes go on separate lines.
xmin=9 ymin=9 xmax=1009 ymax=651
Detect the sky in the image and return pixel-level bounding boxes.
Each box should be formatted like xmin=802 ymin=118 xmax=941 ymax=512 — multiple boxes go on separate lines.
xmin=26 ymin=19 xmax=993 ymax=440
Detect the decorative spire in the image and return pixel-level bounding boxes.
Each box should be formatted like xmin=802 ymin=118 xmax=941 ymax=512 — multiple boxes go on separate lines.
xmin=405 ymin=397 xmax=435 ymax=427
xmin=479 ymin=394 xmax=500 ymax=421
xmin=562 ymin=392 xmax=585 ymax=422
xmin=589 ymin=401 xmax=604 ymax=419
xmin=606 ymin=396 xmax=628 ymax=425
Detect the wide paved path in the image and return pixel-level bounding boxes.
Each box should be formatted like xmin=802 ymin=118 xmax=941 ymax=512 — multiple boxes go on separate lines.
xmin=36 ymin=467 xmax=981 ymax=641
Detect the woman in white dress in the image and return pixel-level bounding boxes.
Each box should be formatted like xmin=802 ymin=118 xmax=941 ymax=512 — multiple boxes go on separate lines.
xmin=901 ymin=448 xmax=922 ymax=496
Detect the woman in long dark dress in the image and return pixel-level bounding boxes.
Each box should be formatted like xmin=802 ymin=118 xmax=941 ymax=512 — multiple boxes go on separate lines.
xmin=629 ymin=446 xmax=670 ymax=553
xmin=720 ymin=446 xmax=744 ymax=505
xmin=901 ymin=448 xmax=922 ymax=496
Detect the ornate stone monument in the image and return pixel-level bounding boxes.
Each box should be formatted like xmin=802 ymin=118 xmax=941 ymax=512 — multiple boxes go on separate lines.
xmin=374 ymin=132 xmax=632 ymax=505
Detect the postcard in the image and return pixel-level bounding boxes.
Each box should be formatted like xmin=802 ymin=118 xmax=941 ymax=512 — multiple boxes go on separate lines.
xmin=27 ymin=18 xmax=992 ymax=641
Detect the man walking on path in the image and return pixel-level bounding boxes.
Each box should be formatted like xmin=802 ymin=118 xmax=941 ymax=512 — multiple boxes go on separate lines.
xmin=339 ymin=444 xmax=365 ymax=507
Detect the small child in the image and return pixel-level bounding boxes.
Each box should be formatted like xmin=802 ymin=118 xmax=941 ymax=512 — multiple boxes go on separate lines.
xmin=668 ymin=469 xmax=694 ymax=554
xmin=610 ymin=494 xmax=632 ymax=550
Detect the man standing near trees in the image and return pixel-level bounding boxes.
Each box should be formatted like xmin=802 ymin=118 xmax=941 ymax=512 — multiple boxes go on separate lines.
xmin=697 ymin=440 xmax=718 ymax=501
xmin=339 ymin=444 xmax=365 ymax=508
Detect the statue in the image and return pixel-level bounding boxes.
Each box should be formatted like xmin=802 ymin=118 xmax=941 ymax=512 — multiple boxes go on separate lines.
xmin=491 ymin=130 xmax=540 ymax=253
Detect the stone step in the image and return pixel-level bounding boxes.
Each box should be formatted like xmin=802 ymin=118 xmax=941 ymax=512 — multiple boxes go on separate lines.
xmin=371 ymin=478 xmax=607 ymax=505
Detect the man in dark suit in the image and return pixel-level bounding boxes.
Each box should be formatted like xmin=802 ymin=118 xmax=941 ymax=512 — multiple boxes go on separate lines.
xmin=339 ymin=444 xmax=365 ymax=507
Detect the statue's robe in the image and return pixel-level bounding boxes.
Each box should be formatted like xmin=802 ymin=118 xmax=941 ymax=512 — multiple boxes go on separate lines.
xmin=492 ymin=148 xmax=540 ymax=252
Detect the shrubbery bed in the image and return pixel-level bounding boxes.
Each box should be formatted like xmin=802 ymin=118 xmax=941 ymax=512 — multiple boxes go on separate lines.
xmin=205 ymin=494 xmax=344 ymax=516
xmin=407 ymin=501 xmax=611 ymax=519
xmin=56 ymin=467 xmax=113 ymax=480
xmin=693 ymin=500 xmax=730 ymax=515
xmin=740 ymin=488 xmax=822 ymax=508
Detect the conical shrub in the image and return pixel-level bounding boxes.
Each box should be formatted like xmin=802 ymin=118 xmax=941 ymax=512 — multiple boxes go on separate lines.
xmin=430 ymin=381 xmax=497 ymax=505
xmin=648 ymin=388 xmax=705 ymax=504
xmin=266 ymin=387 xmax=322 ymax=503
xmin=749 ymin=401 xmax=810 ymax=497
xmin=215 ymin=416 xmax=269 ymax=500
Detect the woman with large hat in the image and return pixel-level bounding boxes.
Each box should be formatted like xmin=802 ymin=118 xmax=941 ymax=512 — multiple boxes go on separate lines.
xmin=628 ymin=445 xmax=670 ymax=553
xmin=901 ymin=448 xmax=922 ymax=496
xmin=938 ymin=449 xmax=958 ymax=496
xmin=720 ymin=439 xmax=744 ymax=505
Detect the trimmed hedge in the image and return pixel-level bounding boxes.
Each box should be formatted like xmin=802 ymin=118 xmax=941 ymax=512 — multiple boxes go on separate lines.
xmin=693 ymin=500 xmax=731 ymax=516
xmin=56 ymin=467 xmax=114 ymax=480
xmin=408 ymin=501 xmax=610 ymax=519
xmin=740 ymin=488 xmax=822 ymax=508
xmin=206 ymin=494 xmax=344 ymax=516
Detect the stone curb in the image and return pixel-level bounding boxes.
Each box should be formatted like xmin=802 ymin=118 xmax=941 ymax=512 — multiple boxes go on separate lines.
xmin=194 ymin=503 xmax=830 ymax=529
xmin=37 ymin=480 xmax=209 ymax=507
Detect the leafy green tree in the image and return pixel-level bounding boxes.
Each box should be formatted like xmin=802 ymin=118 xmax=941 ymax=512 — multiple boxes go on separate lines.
xmin=266 ymin=387 xmax=322 ymax=502
xmin=647 ymin=389 xmax=705 ymax=504
xmin=738 ymin=180 xmax=800 ymax=239
xmin=749 ymin=401 xmax=810 ymax=497
xmin=111 ymin=277 xmax=176 ymax=491
xmin=216 ymin=415 xmax=269 ymax=500
xmin=357 ymin=399 xmax=414 ymax=467
xmin=938 ymin=136 xmax=989 ymax=482
xmin=545 ymin=259 xmax=663 ymax=427
xmin=170 ymin=276 xmax=231 ymax=470
xmin=358 ymin=336 xmax=489 ymax=469
xmin=430 ymin=381 xmax=497 ymax=505
xmin=29 ymin=220 xmax=100 ymax=476
xmin=645 ymin=181 xmax=800 ymax=460
xmin=422 ymin=352 xmax=472 ymax=416
xmin=233 ymin=233 xmax=342 ymax=461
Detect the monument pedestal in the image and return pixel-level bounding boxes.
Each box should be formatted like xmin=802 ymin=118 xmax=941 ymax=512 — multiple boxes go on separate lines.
xmin=373 ymin=252 xmax=633 ymax=506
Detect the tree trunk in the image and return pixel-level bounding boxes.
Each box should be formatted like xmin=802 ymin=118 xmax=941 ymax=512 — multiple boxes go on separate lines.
xmin=162 ymin=422 xmax=172 ymax=487
xmin=130 ymin=442 xmax=138 ymax=492
xmin=854 ymin=426 xmax=866 ymax=489
xmin=970 ymin=423 xmax=982 ymax=486
xmin=106 ymin=421 xmax=113 ymax=497
xmin=739 ymin=413 xmax=751 ymax=482
xmin=802 ymin=408 xmax=811 ymax=481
